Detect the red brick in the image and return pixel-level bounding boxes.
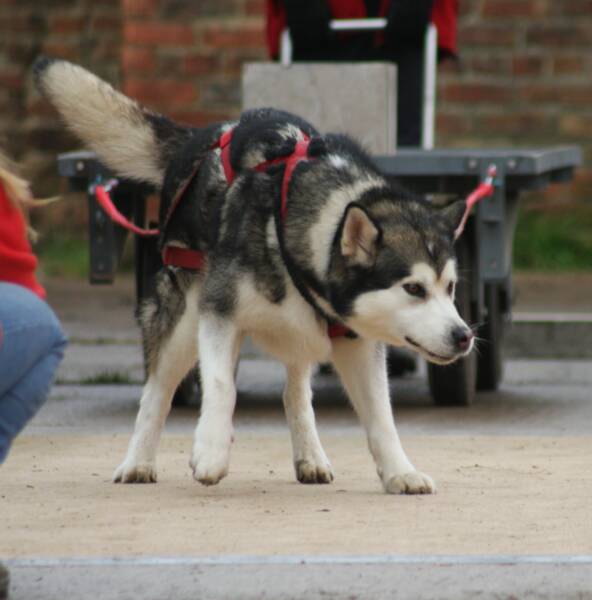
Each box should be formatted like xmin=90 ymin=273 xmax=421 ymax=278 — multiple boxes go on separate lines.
xmin=202 ymin=26 xmax=265 ymax=50
xmin=553 ymin=56 xmax=586 ymax=75
xmin=51 ymin=16 xmax=84 ymax=34
xmin=457 ymin=25 xmax=516 ymax=47
xmin=0 ymin=71 xmax=23 ymax=90
xmin=41 ymin=42 xmax=78 ymax=60
xmin=436 ymin=113 xmax=472 ymax=136
xmin=123 ymin=22 xmax=194 ymax=46
xmin=440 ymin=83 xmax=514 ymax=104
xmin=122 ymin=47 xmax=156 ymax=73
xmin=559 ymin=0 xmax=592 ymax=16
xmin=245 ymin=0 xmax=265 ymax=16
xmin=0 ymin=15 xmax=42 ymax=33
xmin=170 ymin=110 xmax=233 ymax=127
xmin=482 ymin=0 xmax=548 ymax=18
xmin=122 ymin=0 xmax=157 ymax=17
xmin=123 ymin=79 xmax=197 ymax=108
xmin=458 ymin=0 xmax=480 ymax=17
xmin=521 ymin=84 xmax=592 ymax=105
xmin=475 ymin=113 xmax=555 ymax=135
xmin=183 ymin=54 xmax=219 ymax=76
xmin=527 ymin=25 xmax=591 ymax=47
xmin=92 ymin=16 xmax=121 ymax=32
xmin=512 ymin=55 xmax=545 ymax=76
xmin=559 ymin=115 xmax=592 ymax=137
xmin=469 ymin=56 xmax=511 ymax=76
xmin=438 ymin=57 xmax=462 ymax=75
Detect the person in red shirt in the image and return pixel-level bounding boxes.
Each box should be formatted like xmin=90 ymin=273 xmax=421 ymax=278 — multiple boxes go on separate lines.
xmin=0 ymin=152 xmax=67 ymax=465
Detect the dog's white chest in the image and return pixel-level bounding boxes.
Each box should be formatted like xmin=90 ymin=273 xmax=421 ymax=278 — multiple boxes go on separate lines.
xmin=237 ymin=277 xmax=332 ymax=364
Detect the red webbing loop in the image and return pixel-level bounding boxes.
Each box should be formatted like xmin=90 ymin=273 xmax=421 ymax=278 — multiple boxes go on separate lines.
xmin=453 ymin=164 xmax=497 ymax=240
xmin=94 ymin=183 xmax=159 ymax=237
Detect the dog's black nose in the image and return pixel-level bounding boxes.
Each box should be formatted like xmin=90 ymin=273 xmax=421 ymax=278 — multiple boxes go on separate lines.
xmin=451 ymin=327 xmax=473 ymax=352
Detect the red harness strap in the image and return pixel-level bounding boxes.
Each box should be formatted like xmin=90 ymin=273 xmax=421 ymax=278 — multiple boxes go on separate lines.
xmin=453 ymin=165 xmax=497 ymax=240
xmin=254 ymin=136 xmax=311 ymax=223
xmin=220 ymin=127 xmax=312 ymax=225
xmin=219 ymin=128 xmax=235 ymax=184
xmin=161 ymin=245 xmax=206 ymax=270
xmin=94 ymin=182 xmax=159 ymax=237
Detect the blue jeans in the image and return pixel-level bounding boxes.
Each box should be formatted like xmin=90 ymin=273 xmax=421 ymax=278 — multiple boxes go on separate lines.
xmin=0 ymin=282 xmax=67 ymax=463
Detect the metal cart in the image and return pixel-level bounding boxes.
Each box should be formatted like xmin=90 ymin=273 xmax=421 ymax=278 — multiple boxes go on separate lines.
xmin=58 ymin=145 xmax=581 ymax=405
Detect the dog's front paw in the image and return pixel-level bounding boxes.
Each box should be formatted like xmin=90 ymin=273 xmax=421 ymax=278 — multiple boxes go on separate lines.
xmin=190 ymin=443 xmax=230 ymax=486
xmin=113 ymin=461 xmax=157 ymax=484
xmin=295 ymin=459 xmax=334 ymax=484
xmin=384 ymin=471 xmax=436 ymax=495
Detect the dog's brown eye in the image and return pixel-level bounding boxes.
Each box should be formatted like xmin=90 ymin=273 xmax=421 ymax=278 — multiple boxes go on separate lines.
xmin=447 ymin=281 xmax=455 ymax=296
xmin=403 ymin=283 xmax=426 ymax=299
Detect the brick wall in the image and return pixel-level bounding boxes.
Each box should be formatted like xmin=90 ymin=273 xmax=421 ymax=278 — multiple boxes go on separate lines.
xmin=0 ymin=0 xmax=589 ymax=205
xmin=120 ymin=0 xmax=266 ymax=127
xmin=437 ymin=0 xmax=592 ymax=204
xmin=0 ymin=0 xmax=121 ymax=190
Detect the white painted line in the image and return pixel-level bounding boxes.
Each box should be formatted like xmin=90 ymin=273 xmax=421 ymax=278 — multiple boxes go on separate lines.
xmin=6 ymin=555 xmax=592 ymax=568
xmin=513 ymin=312 xmax=592 ymax=323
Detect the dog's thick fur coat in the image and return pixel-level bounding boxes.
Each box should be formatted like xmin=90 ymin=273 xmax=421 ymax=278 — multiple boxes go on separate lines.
xmin=35 ymin=57 xmax=474 ymax=494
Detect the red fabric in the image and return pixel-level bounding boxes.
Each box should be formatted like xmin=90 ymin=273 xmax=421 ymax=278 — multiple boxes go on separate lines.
xmin=162 ymin=246 xmax=205 ymax=270
xmin=265 ymin=1 xmax=285 ymax=58
xmin=265 ymin=0 xmax=458 ymax=57
xmin=431 ymin=0 xmax=458 ymax=55
xmin=0 ymin=183 xmax=45 ymax=299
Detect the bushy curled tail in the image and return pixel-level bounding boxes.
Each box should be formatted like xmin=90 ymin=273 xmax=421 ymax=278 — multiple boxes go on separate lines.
xmin=33 ymin=57 xmax=191 ymax=187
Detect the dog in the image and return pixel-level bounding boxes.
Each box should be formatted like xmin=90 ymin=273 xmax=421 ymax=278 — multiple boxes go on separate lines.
xmin=34 ymin=57 xmax=474 ymax=494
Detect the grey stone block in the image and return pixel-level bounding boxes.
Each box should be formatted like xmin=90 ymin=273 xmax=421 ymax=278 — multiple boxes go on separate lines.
xmin=242 ymin=62 xmax=397 ymax=154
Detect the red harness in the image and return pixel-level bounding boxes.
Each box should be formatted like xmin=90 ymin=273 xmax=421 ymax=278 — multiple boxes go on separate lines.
xmin=93 ymin=127 xmax=311 ymax=269
xmin=92 ymin=133 xmax=496 ymax=340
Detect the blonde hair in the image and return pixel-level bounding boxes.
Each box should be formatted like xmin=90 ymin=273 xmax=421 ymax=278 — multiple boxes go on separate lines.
xmin=0 ymin=150 xmax=59 ymax=241
xmin=0 ymin=150 xmax=34 ymax=214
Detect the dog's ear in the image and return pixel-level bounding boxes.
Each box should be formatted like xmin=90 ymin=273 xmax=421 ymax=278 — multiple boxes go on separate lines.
xmin=440 ymin=200 xmax=467 ymax=242
xmin=340 ymin=203 xmax=381 ymax=267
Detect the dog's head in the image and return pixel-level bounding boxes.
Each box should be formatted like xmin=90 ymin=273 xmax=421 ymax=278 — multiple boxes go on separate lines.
xmin=328 ymin=195 xmax=474 ymax=364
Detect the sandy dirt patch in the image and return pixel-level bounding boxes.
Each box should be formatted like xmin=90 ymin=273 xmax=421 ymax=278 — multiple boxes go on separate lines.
xmin=1 ymin=433 xmax=591 ymax=558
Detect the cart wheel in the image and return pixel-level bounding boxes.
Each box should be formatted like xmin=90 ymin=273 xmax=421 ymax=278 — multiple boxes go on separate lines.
xmin=476 ymin=284 xmax=504 ymax=391
xmin=427 ymin=237 xmax=477 ymax=406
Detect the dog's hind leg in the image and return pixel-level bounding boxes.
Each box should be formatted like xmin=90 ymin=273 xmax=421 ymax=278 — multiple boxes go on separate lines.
xmin=283 ymin=363 xmax=333 ymax=484
xmin=190 ymin=314 xmax=242 ymax=486
xmin=331 ymin=337 xmax=435 ymax=495
xmin=114 ymin=278 xmax=199 ymax=484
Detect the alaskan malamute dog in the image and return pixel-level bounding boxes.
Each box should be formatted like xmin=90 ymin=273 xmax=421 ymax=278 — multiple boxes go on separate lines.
xmin=35 ymin=57 xmax=474 ymax=494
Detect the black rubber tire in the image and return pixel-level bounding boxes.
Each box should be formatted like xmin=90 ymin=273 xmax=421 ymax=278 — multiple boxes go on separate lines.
xmin=172 ymin=368 xmax=201 ymax=407
xmin=427 ymin=237 xmax=477 ymax=406
xmin=476 ymin=284 xmax=504 ymax=391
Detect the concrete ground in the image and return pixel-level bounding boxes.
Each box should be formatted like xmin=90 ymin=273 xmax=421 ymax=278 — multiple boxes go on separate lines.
xmin=1 ymin=274 xmax=592 ymax=599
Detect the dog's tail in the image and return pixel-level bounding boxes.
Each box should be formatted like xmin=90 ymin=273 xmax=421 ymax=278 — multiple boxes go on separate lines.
xmin=33 ymin=56 xmax=191 ymax=187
